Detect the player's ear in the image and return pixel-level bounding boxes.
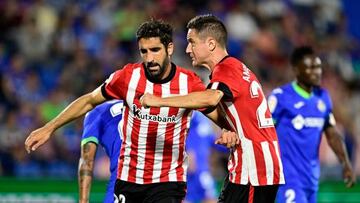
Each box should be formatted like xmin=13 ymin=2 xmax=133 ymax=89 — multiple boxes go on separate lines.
xmin=208 ymin=37 xmax=216 ymax=51
xmin=167 ymin=42 xmax=174 ymax=56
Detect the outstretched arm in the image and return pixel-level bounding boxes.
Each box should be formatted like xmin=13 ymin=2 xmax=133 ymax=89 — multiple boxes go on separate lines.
xmin=25 ymin=86 xmax=106 ymax=153
xmin=78 ymin=142 xmax=97 ymax=203
xmin=324 ymin=126 xmax=356 ymax=187
xmin=140 ymin=89 xmax=223 ymax=109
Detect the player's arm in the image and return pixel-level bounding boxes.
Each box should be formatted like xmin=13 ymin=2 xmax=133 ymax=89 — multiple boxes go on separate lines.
xmin=324 ymin=125 xmax=356 ymax=187
xmin=78 ymin=142 xmax=97 ymax=203
xmin=204 ymin=107 xmax=239 ymax=148
xmin=140 ymin=89 xmax=224 ymax=109
xmin=25 ymin=86 xmax=106 ymax=153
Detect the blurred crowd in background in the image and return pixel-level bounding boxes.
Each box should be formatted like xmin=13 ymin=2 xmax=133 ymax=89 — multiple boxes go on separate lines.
xmin=0 ymin=0 xmax=360 ymax=183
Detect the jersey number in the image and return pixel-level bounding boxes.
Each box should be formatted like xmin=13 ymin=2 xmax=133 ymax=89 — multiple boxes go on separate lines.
xmin=250 ymin=81 xmax=274 ymax=128
xmin=285 ymin=189 xmax=296 ymax=203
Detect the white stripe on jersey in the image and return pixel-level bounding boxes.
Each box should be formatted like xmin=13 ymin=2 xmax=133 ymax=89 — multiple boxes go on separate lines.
xmin=261 ymin=141 xmax=274 ymax=185
xmin=179 ymin=73 xmax=189 ymax=181
xmin=121 ymin=67 xmax=141 ymax=181
xmin=223 ymin=102 xmax=248 ymax=184
xmin=273 ymin=141 xmax=285 ymax=184
xmin=211 ymin=82 xmax=219 ymax=89
xmin=152 ymin=82 xmax=171 ymax=182
xmin=247 ymin=140 xmax=259 ymax=185
xmin=136 ymin=81 xmax=153 ymax=184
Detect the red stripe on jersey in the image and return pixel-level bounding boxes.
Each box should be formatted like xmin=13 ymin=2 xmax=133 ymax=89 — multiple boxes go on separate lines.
xmin=248 ymin=185 xmax=254 ymax=203
xmin=253 ymin=142 xmax=267 ymax=185
xmin=116 ymin=85 xmax=131 ymax=180
xmin=126 ymin=74 xmax=146 ymax=183
xmin=159 ymin=77 xmax=180 ymax=182
xmin=270 ymin=143 xmax=280 ymax=184
xmin=176 ymin=109 xmax=190 ymax=181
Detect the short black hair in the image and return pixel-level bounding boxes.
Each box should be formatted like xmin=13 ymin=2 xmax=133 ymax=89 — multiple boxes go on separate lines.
xmin=290 ymin=46 xmax=314 ymax=66
xmin=136 ymin=19 xmax=173 ymax=47
xmin=187 ymin=14 xmax=227 ymax=48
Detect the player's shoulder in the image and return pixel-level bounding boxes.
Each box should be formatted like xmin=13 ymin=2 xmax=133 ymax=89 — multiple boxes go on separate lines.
xmin=270 ymin=83 xmax=292 ymax=96
xmin=86 ymin=100 xmax=123 ymax=118
xmin=313 ymin=86 xmax=332 ymax=102
xmin=176 ymin=65 xmax=202 ymax=79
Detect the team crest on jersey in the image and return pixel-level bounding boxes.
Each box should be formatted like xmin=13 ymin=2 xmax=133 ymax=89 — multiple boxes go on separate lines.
xmin=267 ymin=95 xmax=277 ymax=113
xmin=317 ymin=99 xmax=326 ymax=112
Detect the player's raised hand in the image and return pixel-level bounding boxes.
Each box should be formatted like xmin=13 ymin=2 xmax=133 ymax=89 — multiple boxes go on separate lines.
xmin=24 ymin=125 xmax=54 ymax=153
xmin=215 ymin=129 xmax=239 ymax=148
xmin=140 ymin=93 xmax=161 ymax=108
xmin=343 ymin=164 xmax=356 ymax=188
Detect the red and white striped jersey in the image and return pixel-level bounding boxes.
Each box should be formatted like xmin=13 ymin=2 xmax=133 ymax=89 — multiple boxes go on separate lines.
xmin=102 ymin=62 xmax=205 ymax=184
xmin=209 ymin=56 xmax=285 ymax=186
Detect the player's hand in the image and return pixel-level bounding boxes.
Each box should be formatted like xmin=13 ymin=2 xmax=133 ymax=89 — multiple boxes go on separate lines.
xmin=24 ymin=125 xmax=54 ymax=153
xmin=140 ymin=93 xmax=161 ymax=108
xmin=215 ymin=129 xmax=239 ymax=148
xmin=343 ymin=164 xmax=356 ymax=188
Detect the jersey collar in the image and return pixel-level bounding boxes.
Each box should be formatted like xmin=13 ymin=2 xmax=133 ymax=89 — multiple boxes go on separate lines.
xmin=209 ymin=55 xmax=230 ymax=80
xmin=292 ymin=81 xmax=312 ymax=99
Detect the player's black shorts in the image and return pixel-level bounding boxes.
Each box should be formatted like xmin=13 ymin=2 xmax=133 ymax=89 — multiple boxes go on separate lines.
xmin=218 ymin=175 xmax=279 ymax=203
xmin=114 ymin=179 xmax=186 ymax=203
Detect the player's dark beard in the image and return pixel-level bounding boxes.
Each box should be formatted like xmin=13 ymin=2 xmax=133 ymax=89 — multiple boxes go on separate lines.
xmin=145 ymin=57 xmax=169 ymax=80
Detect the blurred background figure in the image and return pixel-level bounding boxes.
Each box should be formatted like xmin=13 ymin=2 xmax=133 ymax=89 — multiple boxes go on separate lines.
xmin=0 ymin=0 xmax=359 ymax=202
xmin=185 ymin=111 xmax=226 ymax=203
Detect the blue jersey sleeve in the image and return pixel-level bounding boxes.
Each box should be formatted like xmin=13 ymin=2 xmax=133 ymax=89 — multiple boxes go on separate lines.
xmin=81 ymin=109 xmax=103 ymax=146
xmin=322 ymin=89 xmax=335 ymax=129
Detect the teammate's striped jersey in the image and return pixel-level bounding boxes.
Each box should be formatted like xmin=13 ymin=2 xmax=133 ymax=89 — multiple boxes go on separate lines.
xmin=81 ymin=100 xmax=123 ymax=202
xmin=102 ymin=62 xmax=205 ymax=184
xmin=268 ymin=82 xmax=334 ymax=190
xmin=208 ymin=56 xmax=285 ymax=186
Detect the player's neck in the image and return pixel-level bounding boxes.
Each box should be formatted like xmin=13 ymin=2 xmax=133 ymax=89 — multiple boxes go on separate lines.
xmin=208 ymin=49 xmax=228 ymax=71
xmin=296 ymin=81 xmax=313 ymax=94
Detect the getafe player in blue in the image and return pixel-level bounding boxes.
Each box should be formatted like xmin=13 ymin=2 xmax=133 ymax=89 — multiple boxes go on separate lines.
xmin=268 ymin=46 xmax=355 ymax=203
xmin=186 ymin=111 xmax=219 ymax=203
xmin=78 ymin=100 xmax=123 ymax=203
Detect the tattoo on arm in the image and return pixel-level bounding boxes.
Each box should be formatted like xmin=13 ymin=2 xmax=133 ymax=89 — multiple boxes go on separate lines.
xmin=78 ymin=142 xmax=97 ymax=202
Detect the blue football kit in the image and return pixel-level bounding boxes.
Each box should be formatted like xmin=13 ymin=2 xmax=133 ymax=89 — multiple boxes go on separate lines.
xmin=185 ymin=111 xmax=218 ymax=203
xmin=268 ymin=82 xmax=335 ymax=203
xmin=81 ymin=100 xmax=123 ymax=203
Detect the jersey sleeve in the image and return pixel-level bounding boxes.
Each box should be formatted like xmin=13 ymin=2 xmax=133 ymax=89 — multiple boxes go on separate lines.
xmin=323 ymin=90 xmax=336 ymax=129
xmin=208 ymin=65 xmax=239 ymax=101
xmin=267 ymin=89 xmax=284 ymax=125
xmin=189 ymin=71 xmax=206 ymax=92
xmin=81 ymin=109 xmax=103 ymax=146
xmin=101 ymin=65 xmax=129 ymax=100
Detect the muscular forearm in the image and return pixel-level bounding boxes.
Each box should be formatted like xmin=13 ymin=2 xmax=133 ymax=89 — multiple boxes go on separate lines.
xmin=159 ymin=90 xmax=223 ymax=109
xmin=327 ymin=135 xmax=351 ymax=167
xmin=325 ymin=128 xmax=351 ymax=167
xmin=47 ymin=89 xmax=105 ymax=131
xmin=78 ymin=142 xmax=97 ymax=203
xmin=78 ymin=158 xmax=94 ymax=203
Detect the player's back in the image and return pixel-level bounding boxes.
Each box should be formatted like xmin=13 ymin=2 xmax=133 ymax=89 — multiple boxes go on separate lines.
xmin=211 ymin=56 xmax=284 ymax=186
xmin=82 ymin=100 xmax=123 ymax=202
xmin=269 ymin=82 xmax=332 ymax=188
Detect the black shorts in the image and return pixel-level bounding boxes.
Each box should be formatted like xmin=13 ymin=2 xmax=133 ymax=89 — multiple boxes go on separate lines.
xmin=218 ymin=175 xmax=279 ymax=203
xmin=114 ymin=179 xmax=186 ymax=203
